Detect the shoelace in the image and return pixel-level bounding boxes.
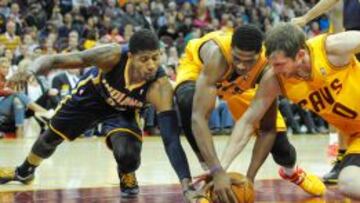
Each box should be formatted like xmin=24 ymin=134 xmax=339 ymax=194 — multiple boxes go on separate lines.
xmin=121 ymin=173 xmax=137 ymax=187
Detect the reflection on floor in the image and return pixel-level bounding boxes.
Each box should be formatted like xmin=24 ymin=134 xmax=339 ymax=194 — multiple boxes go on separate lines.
xmin=0 ymin=180 xmax=356 ymax=203
xmin=0 ymin=135 xmax=358 ymax=202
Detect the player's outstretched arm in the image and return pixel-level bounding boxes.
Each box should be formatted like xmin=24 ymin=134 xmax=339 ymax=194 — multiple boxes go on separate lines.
xmin=326 ymin=31 xmax=360 ymax=64
xmin=192 ymin=47 xmax=240 ymax=203
xmin=221 ymin=69 xmax=281 ymax=170
xmin=291 ymin=0 xmax=339 ymax=27
xmin=246 ymin=97 xmax=278 ymax=181
xmin=192 ymin=52 xmax=222 ymax=173
xmin=147 ymin=76 xmax=194 ymax=194
xmin=29 ymin=43 xmax=122 ymax=74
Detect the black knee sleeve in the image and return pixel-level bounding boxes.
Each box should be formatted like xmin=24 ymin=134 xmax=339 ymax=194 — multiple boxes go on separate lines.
xmin=110 ymin=132 xmax=142 ymax=174
xmin=31 ymin=129 xmax=64 ymax=159
xmin=175 ymin=82 xmax=200 ymax=154
xmin=271 ymin=132 xmax=297 ymax=167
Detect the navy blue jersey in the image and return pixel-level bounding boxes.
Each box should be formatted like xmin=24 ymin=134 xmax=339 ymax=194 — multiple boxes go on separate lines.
xmin=86 ymin=45 xmax=166 ymax=111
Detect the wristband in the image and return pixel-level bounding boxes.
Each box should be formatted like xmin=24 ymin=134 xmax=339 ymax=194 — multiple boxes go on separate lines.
xmin=209 ymin=165 xmax=223 ymax=175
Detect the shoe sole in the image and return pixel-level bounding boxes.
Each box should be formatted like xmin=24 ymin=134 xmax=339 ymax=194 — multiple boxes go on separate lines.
xmin=0 ymin=179 xmax=11 ymax=184
xmin=121 ymin=193 xmax=139 ymax=199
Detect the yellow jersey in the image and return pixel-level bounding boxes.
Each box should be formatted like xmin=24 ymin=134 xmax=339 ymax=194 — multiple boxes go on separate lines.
xmin=176 ymin=30 xmax=286 ymax=131
xmin=175 ymin=31 xmax=267 ymax=99
xmin=277 ymin=34 xmax=360 ymax=153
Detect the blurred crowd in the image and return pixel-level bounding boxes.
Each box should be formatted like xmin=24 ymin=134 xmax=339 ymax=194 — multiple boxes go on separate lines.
xmin=0 ymin=0 xmax=332 ymax=138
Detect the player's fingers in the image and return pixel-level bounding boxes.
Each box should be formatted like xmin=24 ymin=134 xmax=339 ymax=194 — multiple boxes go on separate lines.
xmin=201 ymin=181 xmax=213 ymax=193
xmin=217 ymin=190 xmax=231 ymax=203
xmin=226 ymin=188 xmax=238 ymax=203
xmin=231 ymin=177 xmax=246 ymax=186
xmin=193 ymin=173 xmax=211 ymax=186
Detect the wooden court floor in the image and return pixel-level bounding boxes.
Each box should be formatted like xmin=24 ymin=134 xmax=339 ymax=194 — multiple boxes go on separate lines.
xmin=0 ymin=135 xmax=359 ymax=202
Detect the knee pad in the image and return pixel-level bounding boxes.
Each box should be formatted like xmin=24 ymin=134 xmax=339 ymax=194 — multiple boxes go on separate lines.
xmin=109 ymin=132 xmax=142 ymax=173
xmin=31 ymin=130 xmax=64 ymax=159
xmin=271 ymin=132 xmax=297 ymax=167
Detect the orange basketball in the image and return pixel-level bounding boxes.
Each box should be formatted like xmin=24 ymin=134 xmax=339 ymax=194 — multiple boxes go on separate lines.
xmin=200 ymin=172 xmax=255 ymax=203
xmin=227 ymin=172 xmax=255 ymax=203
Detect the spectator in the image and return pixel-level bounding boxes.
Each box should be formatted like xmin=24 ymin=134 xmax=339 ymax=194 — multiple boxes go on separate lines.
xmin=208 ymin=97 xmax=234 ymax=135
xmin=121 ymin=3 xmax=147 ymax=30
xmin=0 ymin=57 xmax=52 ymax=138
xmin=0 ymin=19 xmax=21 ymax=52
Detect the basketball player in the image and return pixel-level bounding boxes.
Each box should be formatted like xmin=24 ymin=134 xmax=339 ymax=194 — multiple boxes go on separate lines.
xmin=174 ymin=25 xmax=325 ymax=202
xmin=221 ymin=23 xmax=360 ymax=199
xmin=292 ymin=0 xmax=360 ymax=184
xmin=0 ymin=29 xmax=194 ymax=200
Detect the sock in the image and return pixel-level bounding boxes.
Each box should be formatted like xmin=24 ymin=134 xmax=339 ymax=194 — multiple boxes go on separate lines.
xmin=283 ymin=166 xmax=296 ymax=177
xmin=17 ymin=153 xmax=43 ymax=177
xmin=17 ymin=159 xmax=37 ymax=177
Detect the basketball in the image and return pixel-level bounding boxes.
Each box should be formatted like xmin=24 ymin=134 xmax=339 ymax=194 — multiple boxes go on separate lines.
xmin=200 ymin=172 xmax=255 ymax=203
xmin=227 ymin=172 xmax=255 ymax=203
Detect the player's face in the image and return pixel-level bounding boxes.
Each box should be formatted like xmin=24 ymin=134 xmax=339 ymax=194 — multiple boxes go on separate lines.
xmin=131 ymin=50 xmax=161 ymax=81
xmin=268 ymin=51 xmax=299 ymax=78
xmin=231 ymin=47 xmax=259 ymax=75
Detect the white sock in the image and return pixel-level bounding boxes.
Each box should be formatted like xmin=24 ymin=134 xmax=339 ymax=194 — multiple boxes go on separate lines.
xmin=283 ymin=166 xmax=296 ymax=177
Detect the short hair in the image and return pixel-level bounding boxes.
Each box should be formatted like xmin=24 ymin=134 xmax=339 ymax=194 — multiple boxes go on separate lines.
xmin=265 ymin=23 xmax=306 ymax=59
xmin=129 ymin=29 xmax=159 ymax=54
xmin=231 ymin=24 xmax=264 ymax=53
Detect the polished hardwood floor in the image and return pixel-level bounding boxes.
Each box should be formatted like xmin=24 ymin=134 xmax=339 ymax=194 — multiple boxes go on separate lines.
xmin=0 ymin=135 xmax=358 ymax=202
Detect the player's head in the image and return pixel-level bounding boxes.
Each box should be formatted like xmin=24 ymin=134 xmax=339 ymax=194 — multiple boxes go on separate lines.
xmin=265 ymin=23 xmax=306 ymax=78
xmin=231 ymin=24 xmax=264 ymax=75
xmin=0 ymin=57 xmax=10 ymax=77
xmin=129 ymin=29 xmax=160 ymax=81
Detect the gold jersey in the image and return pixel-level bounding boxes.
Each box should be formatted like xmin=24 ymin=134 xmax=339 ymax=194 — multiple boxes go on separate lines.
xmin=175 ymin=31 xmax=267 ymax=97
xmin=277 ymin=34 xmax=360 ymax=153
xmin=176 ymin=30 xmax=286 ymax=131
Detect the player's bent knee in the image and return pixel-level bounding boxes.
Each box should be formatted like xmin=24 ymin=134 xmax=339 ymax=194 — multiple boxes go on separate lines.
xmin=338 ymin=166 xmax=360 ymax=200
xmin=110 ymin=132 xmax=142 ymax=173
xmin=31 ymin=129 xmax=64 ymax=158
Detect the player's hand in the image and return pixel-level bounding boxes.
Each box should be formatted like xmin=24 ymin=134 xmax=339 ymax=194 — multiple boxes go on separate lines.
xmin=212 ymin=171 xmax=243 ymax=203
xmin=291 ymin=16 xmax=307 ymax=27
xmin=193 ymin=171 xmax=211 ymax=185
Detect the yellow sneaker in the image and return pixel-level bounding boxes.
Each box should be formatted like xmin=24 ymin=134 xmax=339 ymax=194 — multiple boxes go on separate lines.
xmin=0 ymin=167 xmax=34 ymax=184
xmin=120 ymin=172 xmax=139 ymax=198
xmin=279 ymin=167 xmax=326 ymax=196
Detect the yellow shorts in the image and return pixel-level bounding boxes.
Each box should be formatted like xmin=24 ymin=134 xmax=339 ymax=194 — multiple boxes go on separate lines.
xmin=225 ymin=89 xmax=287 ymax=132
xmin=346 ymin=135 xmax=360 ymax=154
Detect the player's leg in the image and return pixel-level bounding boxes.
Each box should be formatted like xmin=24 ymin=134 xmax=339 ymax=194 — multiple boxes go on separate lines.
xmin=0 ymin=129 xmax=63 ymax=184
xmin=109 ymin=132 xmax=142 ymax=198
xmin=0 ymin=81 xmax=106 ymax=184
xmin=103 ymin=113 xmax=143 ymax=198
xmin=175 ymin=81 xmax=205 ymax=167
xmin=337 ymin=136 xmax=360 ymax=199
xmin=323 ymin=127 xmax=347 ymax=184
xmin=338 ymin=155 xmax=360 ymax=199
xmin=274 ymin=131 xmax=326 ymax=196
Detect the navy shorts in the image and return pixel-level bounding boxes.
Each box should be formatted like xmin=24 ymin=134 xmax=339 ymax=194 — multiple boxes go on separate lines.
xmin=49 ymin=77 xmax=142 ymax=142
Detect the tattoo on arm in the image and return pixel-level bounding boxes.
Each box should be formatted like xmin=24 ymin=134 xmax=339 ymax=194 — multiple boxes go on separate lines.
xmin=51 ymin=43 xmax=121 ymax=71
